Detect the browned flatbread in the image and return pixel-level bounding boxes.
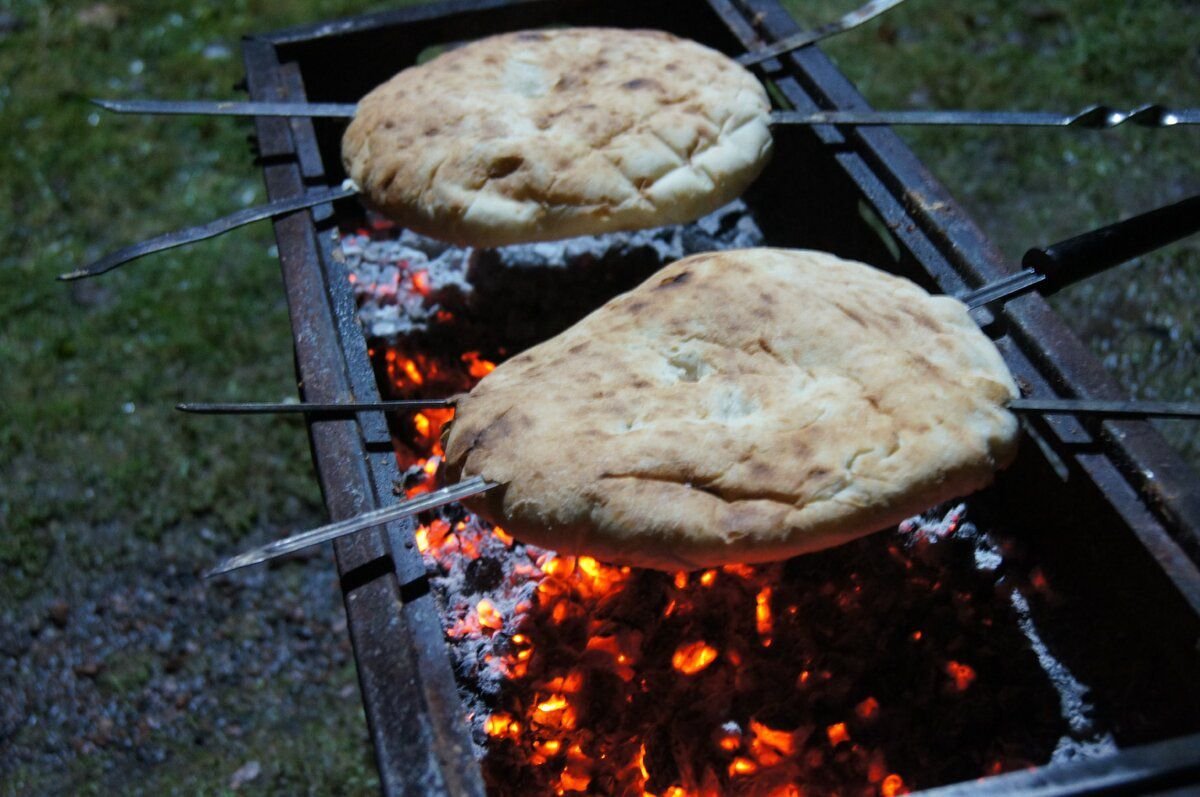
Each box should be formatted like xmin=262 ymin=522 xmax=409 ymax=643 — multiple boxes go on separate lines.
xmin=442 ymin=248 xmax=1019 ymax=570
xmin=342 ymin=28 xmax=772 ymax=248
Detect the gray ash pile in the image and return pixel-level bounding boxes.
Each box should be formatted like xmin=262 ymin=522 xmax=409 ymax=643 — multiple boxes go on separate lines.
xmin=336 ymin=199 xmax=763 ymax=353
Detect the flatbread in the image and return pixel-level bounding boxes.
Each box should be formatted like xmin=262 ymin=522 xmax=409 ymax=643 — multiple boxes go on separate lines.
xmin=442 ymin=248 xmax=1019 ymax=570
xmin=342 ymin=28 xmax=772 ymax=248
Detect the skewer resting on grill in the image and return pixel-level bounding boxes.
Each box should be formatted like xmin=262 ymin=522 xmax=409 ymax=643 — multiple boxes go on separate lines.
xmin=197 ymin=242 xmax=1200 ymax=575
xmin=176 ymin=398 xmax=1200 ymax=422
xmin=61 ymin=179 xmax=1200 ymax=322
xmin=199 ymin=392 xmax=1200 ymax=577
xmin=71 ymin=0 xmax=1196 ymax=282
xmin=204 ymin=476 xmax=498 ymax=577
xmin=94 ymin=98 xmax=1200 ymax=128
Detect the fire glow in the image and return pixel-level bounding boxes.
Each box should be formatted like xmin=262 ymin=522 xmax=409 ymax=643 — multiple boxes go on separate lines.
xmin=349 ymin=218 xmax=1090 ymax=796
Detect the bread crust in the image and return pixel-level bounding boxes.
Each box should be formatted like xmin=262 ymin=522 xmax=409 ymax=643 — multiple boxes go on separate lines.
xmin=342 ymin=28 xmax=772 ymax=247
xmin=443 ymin=249 xmax=1020 ymax=570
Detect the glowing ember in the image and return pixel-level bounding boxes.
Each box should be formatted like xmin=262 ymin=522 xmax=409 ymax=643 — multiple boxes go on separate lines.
xmin=462 ymin=350 xmax=496 ymax=378
xmin=413 ymin=412 xmax=431 ymax=437
xmin=672 ymin=641 xmax=719 ymax=675
xmin=485 ymin=712 xmax=521 ymax=738
xmin=577 ymin=556 xmax=602 ymax=579
xmin=729 ymin=756 xmax=758 ymax=776
xmin=826 ymin=722 xmax=851 ymax=747
xmin=476 ymin=599 xmax=503 ymax=632
xmin=750 ymin=719 xmax=797 ymax=757
xmin=856 ymin=696 xmax=880 ymax=720
xmin=411 ymin=269 xmax=431 ymax=295
xmin=881 ymin=773 xmax=906 ymax=796
xmin=946 ymin=660 xmax=977 ymax=691
xmin=401 ymin=357 xmax=424 ymax=385
xmin=756 ymin=586 xmax=774 ymax=643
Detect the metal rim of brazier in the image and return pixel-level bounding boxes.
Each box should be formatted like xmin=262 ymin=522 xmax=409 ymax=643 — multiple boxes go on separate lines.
xmin=240 ymin=1 xmax=1200 ymax=794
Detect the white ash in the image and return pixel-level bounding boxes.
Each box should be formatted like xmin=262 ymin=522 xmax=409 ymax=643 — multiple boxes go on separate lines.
xmin=914 ymin=506 xmax=1113 ymax=758
xmin=335 ymin=200 xmax=763 ymax=339
xmin=1010 ymin=589 xmax=1106 ymax=739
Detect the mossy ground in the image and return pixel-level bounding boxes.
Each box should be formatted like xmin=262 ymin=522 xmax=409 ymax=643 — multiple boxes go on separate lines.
xmin=1 ymin=0 xmax=1197 ymax=793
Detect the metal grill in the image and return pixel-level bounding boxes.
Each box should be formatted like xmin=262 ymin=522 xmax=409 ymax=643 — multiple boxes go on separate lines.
xmin=239 ymin=0 xmax=1200 ymax=793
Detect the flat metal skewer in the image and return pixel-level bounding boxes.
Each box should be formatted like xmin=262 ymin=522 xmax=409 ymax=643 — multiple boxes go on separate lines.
xmin=180 ymin=397 xmax=1200 ymax=422
xmin=737 ymin=0 xmax=907 ymax=65
xmin=770 ymin=105 xmax=1199 ymax=128
xmin=1009 ymin=399 xmax=1200 ymax=420
xmin=59 ymin=183 xmax=358 ymax=281
xmin=205 ymin=476 xmax=496 ymax=577
xmin=91 ymin=98 xmax=358 ymax=117
xmin=92 ymin=99 xmax=1200 ymax=128
xmin=177 ymin=399 xmax=455 ymax=415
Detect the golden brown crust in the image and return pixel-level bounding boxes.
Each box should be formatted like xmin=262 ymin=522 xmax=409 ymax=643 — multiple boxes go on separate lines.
xmin=443 ymin=249 xmax=1020 ymax=570
xmin=341 ymin=28 xmax=772 ymax=247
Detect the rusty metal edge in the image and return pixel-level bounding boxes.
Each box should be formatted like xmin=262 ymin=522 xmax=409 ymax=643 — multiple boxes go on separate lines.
xmin=241 ymin=35 xmax=484 ymax=797
xmin=913 ymin=731 xmax=1200 ymax=797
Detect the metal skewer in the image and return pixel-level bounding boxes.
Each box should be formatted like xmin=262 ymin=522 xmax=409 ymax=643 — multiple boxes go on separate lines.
xmin=1008 ymin=399 xmax=1200 ymax=420
xmin=181 ymin=397 xmax=1200 ymax=423
xmin=771 ymin=104 xmax=1199 ymax=128
xmin=205 ymin=475 xmax=496 ymax=577
xmin=93 ymin=98 xmax=1200 ymax=128
xmin=92 ymin=0 xmax=908 ymax=120
xmin=736 ymin=0 xmax=906 ymax=66
xmin=177 ymin=398 xmax=454 ymax=415
xmin=58 ymin=183 xmax=357 ymax=281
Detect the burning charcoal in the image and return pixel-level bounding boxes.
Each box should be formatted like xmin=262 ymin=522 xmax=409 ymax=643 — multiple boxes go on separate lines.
xmin=349 ymin=213 xmax=1114 ymax=796
xmin=463 ymin=556 xmax=504 ymax=594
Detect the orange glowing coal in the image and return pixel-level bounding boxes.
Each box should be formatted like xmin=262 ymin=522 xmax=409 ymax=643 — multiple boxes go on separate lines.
xmin=755 ymin=586 xmax=774 ymax=642
xmin=476 ymin=599 xmax=503 ymax=632
xmin=492 ymin=525 xmax=514 ymax=546
xmin=485 ymin=712 xmax=521 ymax=738
xmin=856 ymin=696 xmax=880 ymax=720
xmin=672 ymin=640 xmax=719 ymax=675
xmin=749 ymin=719 xmax=796 ymax=757
xmin=462 ymin=351 xmax=496 ymax=378
xmin=826 ymin=722 xmax=851 ymax=747
xmin=881 ymin=773 xmax=907 ymax=796
xmin=946 ymin=660 xmax=976 ymax=691
xmin=411 ymin=269 xmax=431 ymax=296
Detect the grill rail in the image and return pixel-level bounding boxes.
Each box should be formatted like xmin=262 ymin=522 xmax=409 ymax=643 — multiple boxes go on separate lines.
xmin=242 ymin=1 xmax=1200 ymax=793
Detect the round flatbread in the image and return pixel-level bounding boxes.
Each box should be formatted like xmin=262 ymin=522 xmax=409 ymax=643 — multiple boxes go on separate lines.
xmin=342 ymin=28 xmax=773 ymax=248
xmin=443 ymin=248 xmax=1020 ymax=570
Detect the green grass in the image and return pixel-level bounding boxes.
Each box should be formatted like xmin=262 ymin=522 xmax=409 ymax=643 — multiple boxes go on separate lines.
xmin=0 ymin=0 xmax=397 ymax=590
